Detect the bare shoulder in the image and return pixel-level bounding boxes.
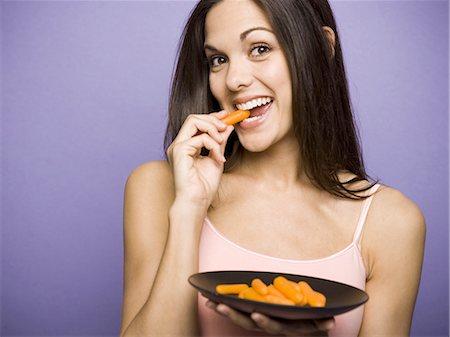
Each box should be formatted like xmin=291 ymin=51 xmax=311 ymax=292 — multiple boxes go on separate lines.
xmin=123 ymin=160 xmax=175 ymax=252
xmin=337 ymin=171 xmax=425 ymax=237
xmin=358 ymin=185 xmax=425 ymax=334
xmin=370 ymin=185 xmax=426 ymax=235
xmin=126 ymin=160 xmax=173 ymax=193
xmin=363 ymin=184 xmax=426 ymax=276
xmin=125 ymin=160 xmax=174 ymax=210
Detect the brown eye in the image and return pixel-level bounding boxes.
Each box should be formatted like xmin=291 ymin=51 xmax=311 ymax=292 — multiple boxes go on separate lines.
xmin=250 ymin=44 xmax=272 ymax=57
xmin=209 ymin=55 xmax=227 ymax=68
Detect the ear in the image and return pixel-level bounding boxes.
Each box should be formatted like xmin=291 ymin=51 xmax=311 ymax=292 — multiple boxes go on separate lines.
xmin=322 ymin=26 xmax=336 ymax=57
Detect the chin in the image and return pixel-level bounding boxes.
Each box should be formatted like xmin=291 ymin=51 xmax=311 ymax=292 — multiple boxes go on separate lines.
xmin=239 ymin=140 xmax=271 ymax=153
xmin=237 ymin=129 xmax=273 ymax=151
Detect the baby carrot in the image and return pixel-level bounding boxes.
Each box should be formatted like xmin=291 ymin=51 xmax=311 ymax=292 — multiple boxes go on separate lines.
xmin=288 ymin=280 xmax=301 ymax=292
xmin=220 ymin=110 xmax=250 ymax=125
xmin=238 ymin=287 xmax=265 ymax=302
xmin=251 ymin=278 xmax=269 ymax=296
xmin=216 ymin=283 xmax=249 ymax=295
xmin=216 ymin=277 xmax=327 ymax=307
xmin=288 ymin=280 xmax=307 ymax=305
xmin=273 ymin=276 xmax=306 ymax=305
xmin=264 ymin=295 xmax=295 ymax=306
xmin=298 ymin=281 xmax=326 ymax=307
xmin=267 ymin=284 xmax=287 ymax=298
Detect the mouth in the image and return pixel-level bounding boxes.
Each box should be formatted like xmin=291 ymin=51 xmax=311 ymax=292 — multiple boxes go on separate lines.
xmin=234 ymin=96 xmax=273 ymax=123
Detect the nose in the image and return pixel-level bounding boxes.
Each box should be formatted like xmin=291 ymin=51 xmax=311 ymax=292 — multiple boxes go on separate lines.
xmin=225 ymin=58 xmax=253 ymax=92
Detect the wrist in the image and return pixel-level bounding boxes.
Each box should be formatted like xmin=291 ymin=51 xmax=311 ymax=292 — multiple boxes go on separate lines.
xmin=170 ymin=197 xmax=209 ymax=219
xmin=169 ymin=199 xmax=208 ymax=235
xmin=173 ymin=190 xmax=212 ymax=211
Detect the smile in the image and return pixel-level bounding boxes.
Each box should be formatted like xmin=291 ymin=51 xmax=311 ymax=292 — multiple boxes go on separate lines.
xmin=235 ymin=97 xmax=273 ymax=111
xmin=234 ymin=96 xmax=273 ymax=129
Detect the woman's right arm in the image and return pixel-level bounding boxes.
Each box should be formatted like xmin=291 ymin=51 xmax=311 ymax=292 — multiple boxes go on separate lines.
xmin=119 ymin=111 xmax=234 ymax=337
xmin=119 ymin=160 xmax=203 ymax=336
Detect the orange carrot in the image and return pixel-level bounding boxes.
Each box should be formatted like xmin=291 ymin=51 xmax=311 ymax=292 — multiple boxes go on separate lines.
xmin=238 ymin=287 xmax=265 ymax=302
xmin=251 ymin=278 xmax=269 ymax=296
xmin=216 ymin=283 xmax=249 ymax=295
xmin=288 ymin=280 xmax=307 ymax=305
xmin=273 ymin=276 xmax=306 ymax=305
xmin=267 ymin=284 xmax=287 ymax=298
xmin=220 ymin=110 xmax=250 ymax=125
xmin=264 ymin=295 xmax=295 ymax=306
xmin=298 ymin=281 xmax=326 ymax=307
xmin=216 ymin=276 xmax=326 ymax=307
xmin=288 ymin=280 xmax=301 ymax=292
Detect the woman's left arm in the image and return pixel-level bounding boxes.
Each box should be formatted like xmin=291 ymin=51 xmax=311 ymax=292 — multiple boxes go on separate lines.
xmin=359 ymin=187 xmax=426 ymax=336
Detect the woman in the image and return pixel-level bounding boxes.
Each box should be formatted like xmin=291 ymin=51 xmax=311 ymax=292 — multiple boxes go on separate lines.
xmin=120 ymin=0 xmax=425 ymax=336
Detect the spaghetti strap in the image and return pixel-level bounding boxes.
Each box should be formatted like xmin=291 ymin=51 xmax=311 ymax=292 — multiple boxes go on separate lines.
xmin=352 ymin=183 xmax=381 ymax=245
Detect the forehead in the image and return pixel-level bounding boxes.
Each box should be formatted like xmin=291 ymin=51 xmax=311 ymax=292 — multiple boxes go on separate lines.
xmin=205 ymin=0 xmax=272 ymax=42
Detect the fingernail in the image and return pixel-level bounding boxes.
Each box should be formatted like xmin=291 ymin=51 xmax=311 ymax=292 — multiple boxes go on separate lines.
xmin=251 ymin=313 xmax=263 ymax=323
xmin=319 ymin=319 xmax=335 ymax=331
xmin=217 ymin=305 xmax=228 ymax=314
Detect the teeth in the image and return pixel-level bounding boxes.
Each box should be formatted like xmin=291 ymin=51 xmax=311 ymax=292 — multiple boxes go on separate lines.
xmin=236 ymin=97 xmax=272 ymax=110
xmin=241 ymin=115 xmax=263 ymax=123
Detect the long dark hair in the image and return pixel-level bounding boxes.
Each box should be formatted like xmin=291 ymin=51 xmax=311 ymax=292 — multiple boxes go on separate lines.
xmin=164 ymin=0 xmax=376 ymax=199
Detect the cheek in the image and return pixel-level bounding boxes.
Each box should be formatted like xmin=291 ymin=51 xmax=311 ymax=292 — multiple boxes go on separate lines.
xmin=259 ymin=58 xmax=291 ymax=96
xmin=209 ymin=73 xmax=223 ymax=101
xmin=261 ymin=59 xmax=292 ymax=123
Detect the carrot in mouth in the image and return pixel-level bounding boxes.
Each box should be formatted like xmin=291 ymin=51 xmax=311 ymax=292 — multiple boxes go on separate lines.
xmin=220 ymin=110 xmax=250 ymax=125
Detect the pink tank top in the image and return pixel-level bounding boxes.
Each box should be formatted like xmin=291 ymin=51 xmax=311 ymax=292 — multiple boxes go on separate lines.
xmin=198 ymin=184 xmax=380 ymax=337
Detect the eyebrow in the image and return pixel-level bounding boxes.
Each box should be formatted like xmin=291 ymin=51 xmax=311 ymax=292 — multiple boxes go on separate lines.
xmin=240 ymin=27 xmax=273 ymax=40
xmin=204 ymin=44 xmax=219 ymax=53
xmin=204 ymin=26 xmax=274 ymax=52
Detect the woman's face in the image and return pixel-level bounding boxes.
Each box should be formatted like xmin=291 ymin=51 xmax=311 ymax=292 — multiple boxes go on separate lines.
xmin=204 ymin=0 xmax=295 ymax=153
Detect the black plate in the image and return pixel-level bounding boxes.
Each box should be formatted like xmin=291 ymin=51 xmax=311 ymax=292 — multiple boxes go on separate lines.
xmin=189 ymin=271 xmax=368 ymax=320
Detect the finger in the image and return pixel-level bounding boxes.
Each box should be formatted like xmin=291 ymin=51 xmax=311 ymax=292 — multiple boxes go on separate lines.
xmin=209 ymin=109 xmax=228 ymax=120
xmin=186 ymin=117 xmax=227 ymax=143
xmin=216 ymin=304 xmax=262 ymax=332
xmin=177 ymin=114 xmax=227 ymax=142
xmin=179 ymin=134 xmax=225 ymax=164
xmin=251 ymin=313 xmax=329 ymax=336
xmin=251 ymin=313 xmax=284 ymax=334
xmin=166 ymin=143 xmax=175 ymax=167
xmin=314 ymin=317 xmax=335 ymax=332
xmin=205 ymin=300 xmax=218 ymax=310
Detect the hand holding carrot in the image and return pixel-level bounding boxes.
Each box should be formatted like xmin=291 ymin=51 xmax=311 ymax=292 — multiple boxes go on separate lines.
xmin=166 ymin=110 xmax=235 ymax=210
xmin=209 ymin=276 xmax=332 ymax=336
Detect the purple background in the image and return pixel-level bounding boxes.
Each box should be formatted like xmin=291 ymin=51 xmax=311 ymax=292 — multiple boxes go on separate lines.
xmin=2 ymin=1 xmax=448 ymax=336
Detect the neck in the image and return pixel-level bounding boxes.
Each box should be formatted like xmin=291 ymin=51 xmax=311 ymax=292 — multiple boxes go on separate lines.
xmin=237 ymin=139 xmax=310 ymax=191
